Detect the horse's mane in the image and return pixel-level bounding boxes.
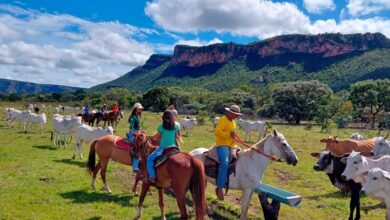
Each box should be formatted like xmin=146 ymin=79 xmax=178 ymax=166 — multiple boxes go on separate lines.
xmin=242 ymin=134 xmax=271 ymax=153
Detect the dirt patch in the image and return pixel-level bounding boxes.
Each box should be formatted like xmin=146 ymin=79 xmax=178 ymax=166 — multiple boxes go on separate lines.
xmin=277 ymin=171 xmax=293 ymax=184
xmin=39 ymin=177 xmax=54 ymax=183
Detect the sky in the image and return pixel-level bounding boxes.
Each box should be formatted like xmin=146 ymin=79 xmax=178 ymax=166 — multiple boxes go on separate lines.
xmin=0 ymin=0 xmax=389 ymax=88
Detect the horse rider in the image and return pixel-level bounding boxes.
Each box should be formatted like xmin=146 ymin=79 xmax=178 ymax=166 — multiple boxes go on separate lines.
xmin=147 ymin=110 xmax=181 ymax=184
xmin=214 ymin=104 xmax=243 ymax=200
xmin=167 ymin=103 xmax=178 ymax=118
xmin=128 ymin=103 xmax=144 ymax=173
xmin=112 ymin=103 xmax=119 ymax=117
xmin=83 ymin=105 xmax=89 ymax=117
xmin=101 ymin=103 xmax=108 ymax=113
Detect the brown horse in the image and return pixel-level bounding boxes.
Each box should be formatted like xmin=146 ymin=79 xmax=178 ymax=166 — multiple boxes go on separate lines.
xmin=132 ymin=131 xmax=206 ymax=220
xmin=77 ymin=113 xmax=97 ymax=127
xmin=102 ymin=111 xmax=123 ymax=129
xmin=86 ymin=135 xmax=142 ymax=194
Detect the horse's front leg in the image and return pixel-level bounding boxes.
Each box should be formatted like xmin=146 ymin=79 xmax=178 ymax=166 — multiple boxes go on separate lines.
xmin=158 ymin=187 xmax=166 ymax=220
xmin=240 ymin=189 xmax=254 ymax=220
xmin=134 ymin=182 xmax=151 ymax=220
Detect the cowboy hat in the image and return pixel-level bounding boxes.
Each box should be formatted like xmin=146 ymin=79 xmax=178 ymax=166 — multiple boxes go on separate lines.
xmin=133 ymin=103 xmax=144 ymax=109
xmin=225 ymin=105 xmax=243 ymax=116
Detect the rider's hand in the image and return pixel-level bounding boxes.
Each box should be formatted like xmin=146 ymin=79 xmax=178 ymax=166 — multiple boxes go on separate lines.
xmin=230 ymin=131 xmax=236 ymax=138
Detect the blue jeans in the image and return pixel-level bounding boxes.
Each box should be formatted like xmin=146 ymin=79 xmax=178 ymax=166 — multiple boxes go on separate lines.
xmin=147 ymin=146 xmax=166 ymax=179
xmin=216 ymin=146 xmax=230 ymax=189
xmin=128 ymin=132 xmax=139 ymax=171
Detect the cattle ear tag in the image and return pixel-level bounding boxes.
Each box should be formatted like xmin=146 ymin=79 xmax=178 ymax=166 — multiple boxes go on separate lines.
xmin=310 ymin=152 xmax=320 ymax=158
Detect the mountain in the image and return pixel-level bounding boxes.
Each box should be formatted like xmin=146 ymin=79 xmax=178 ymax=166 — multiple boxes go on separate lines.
xmin=0 ymin=79 xmax=82 ymax=94
xmin=90 ymin=33 xmax=390 ymax=92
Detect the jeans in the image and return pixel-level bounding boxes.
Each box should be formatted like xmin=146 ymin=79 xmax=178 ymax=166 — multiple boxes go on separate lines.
xmin=216 ymin=146 xmax=230 ymax=189
xmin=147 ymin=146 xmax=166 ymax=179
xmin=128 ymin=131 xmax=139 ymax=171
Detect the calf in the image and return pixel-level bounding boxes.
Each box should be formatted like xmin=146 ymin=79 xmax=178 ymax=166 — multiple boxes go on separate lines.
xmin=51 ymin=115 xmax=82 ymax=147
xmin=73 ymin=124 xmax=114 ymax=159
xmin=320 ymin=136 xmax=376 ymax=157
xmin=26 ymin=112 xmax=47 ymax=134
xmin=311 ymin=151 xmax=363 ymax=220
xmin=237 ymin=118 xmax=266 ymax=142
xmin=362 ymin=168 xmax=390 ymax=220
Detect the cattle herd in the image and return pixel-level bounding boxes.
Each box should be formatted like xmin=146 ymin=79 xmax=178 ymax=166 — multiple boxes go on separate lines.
xmin=313 ymin=133 xmax=390 ymax=220
xmin=2 ymin=103 xmax=390 ymax=219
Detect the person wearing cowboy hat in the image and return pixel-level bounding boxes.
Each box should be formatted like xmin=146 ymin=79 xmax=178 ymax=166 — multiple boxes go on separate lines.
xmin=128 ymin=102 xmax=144 ymax=172
xmin=214 ymin=104 xmax=243 ymax=201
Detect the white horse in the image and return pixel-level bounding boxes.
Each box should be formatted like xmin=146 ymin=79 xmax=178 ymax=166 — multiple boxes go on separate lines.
xmin=189 ymin=129 xmax=298 ymax=220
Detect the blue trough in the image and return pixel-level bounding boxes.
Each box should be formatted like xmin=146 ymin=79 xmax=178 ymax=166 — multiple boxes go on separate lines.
xmin=254 ymin=183 xmax=302 ymax=207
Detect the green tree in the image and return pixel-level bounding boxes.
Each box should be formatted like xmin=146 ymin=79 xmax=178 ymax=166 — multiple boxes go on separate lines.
xmin=142 ymin=87 xmax=169 ymax=111
xmin=106 ymin=88 xmax=130 ymax=107
xmin=89 ymin=93 xmax=105 ymax=107
xmin=271 ymin=80 xmax=332 ymax=124
xmin=350 ymin=79 xmax=390 ymax=129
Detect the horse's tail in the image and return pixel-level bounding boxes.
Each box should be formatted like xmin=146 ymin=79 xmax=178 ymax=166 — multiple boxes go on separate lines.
xmin=190 ymin=157 xmax=206 ymax=220
xmin=87 ymin=140 xmax=98 ymax=175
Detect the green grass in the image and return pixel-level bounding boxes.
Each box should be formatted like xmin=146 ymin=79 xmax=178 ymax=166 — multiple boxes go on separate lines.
xmin=0 ymin=101 xmax=387 ymax=219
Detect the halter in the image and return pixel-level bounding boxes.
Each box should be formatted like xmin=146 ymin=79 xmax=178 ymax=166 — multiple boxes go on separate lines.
xmin=133 ymin=132 xmax=152 ymax=159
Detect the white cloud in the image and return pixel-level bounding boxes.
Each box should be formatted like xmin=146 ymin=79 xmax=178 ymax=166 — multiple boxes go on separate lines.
xmin=176 ymin=38 xmax=222 ymax=47
xmin=145 ymin=0 xmax=311 ymax=39
xmin=303 ymin=0 xmax=336 ymax=14
xmin=347 ymin=0 xmax=390 ymax=16
xmin=145 ymin=0 xmax=390 ymax=39
xmin=0 ymin=4 xmax=155 ymax=88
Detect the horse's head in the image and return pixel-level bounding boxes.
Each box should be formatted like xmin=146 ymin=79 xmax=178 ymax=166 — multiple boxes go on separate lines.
xmin=265 ymin=129 xmax=298 ymax=166
xmin=132 ymin=131 xmax=149 ymax=158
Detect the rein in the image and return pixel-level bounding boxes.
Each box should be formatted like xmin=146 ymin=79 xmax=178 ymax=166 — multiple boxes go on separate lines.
xmin=234 ymin=134 xmax=276 ymax=161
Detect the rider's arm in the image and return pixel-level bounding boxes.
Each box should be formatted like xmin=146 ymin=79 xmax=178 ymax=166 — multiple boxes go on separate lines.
xmin=129 ymin=116 xmax=135 ymax=132
xmin=151 ymin=132 xmax=162 ymax=140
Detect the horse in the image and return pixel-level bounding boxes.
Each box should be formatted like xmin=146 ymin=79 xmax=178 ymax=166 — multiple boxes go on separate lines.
xmin=77 ymin=113 xmax=97 ymax=127
xmin=189 ymin=129 xmax=298 ymax=220
xmin=132 ymin=131 xmax=207 ymax=220
xmin=86 ymin=135 xmax=143 ymax=194
xmin=102 ymin=111 xmax=123 ymax=129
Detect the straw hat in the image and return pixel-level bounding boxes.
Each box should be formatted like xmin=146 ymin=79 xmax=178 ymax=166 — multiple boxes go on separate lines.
xmin=225 ymin=104 xmax=243 ymax=116
xmin=133 ymin=103 xmax=144 ymax=109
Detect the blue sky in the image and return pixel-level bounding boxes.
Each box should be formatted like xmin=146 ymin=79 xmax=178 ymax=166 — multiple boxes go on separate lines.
xmin=0 ymin=0 xmax=389 ymax=88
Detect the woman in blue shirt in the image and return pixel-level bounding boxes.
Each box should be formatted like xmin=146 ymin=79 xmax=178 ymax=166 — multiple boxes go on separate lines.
xmin=128 ymin=103 xmax=143 ymax=172
xmin=147 ymin=110 xmax=181 ymax=183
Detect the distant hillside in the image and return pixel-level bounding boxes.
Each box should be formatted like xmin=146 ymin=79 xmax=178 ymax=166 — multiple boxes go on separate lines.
xmin=0 ymin=79 xmax=82 ymax=94
xmin=90 ymin=33 xmax=390 ymax=92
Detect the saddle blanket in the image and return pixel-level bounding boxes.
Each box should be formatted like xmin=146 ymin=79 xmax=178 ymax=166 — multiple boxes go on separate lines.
xmin=113 ymin=136 xmax=132 ymax=151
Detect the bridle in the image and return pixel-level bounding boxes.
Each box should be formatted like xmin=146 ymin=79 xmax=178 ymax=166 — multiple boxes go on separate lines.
xmin=234 ymin=134 xmax=291 ymax=162
xmin=133 ymin=132 xmax=152 ymax=159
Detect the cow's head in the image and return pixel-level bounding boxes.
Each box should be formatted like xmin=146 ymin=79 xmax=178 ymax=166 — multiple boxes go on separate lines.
xmin=362 ymin=168 xmax=390 ymax=196
xmin=341 ymin=151 xmax=368 ymax=182
xmin=320 ymin=136 xmax=339 ymax=151
xmin=372 ymin=137 xmax=390 ymax=156
xmin=311 ymin=151 xmax=333 ymax=173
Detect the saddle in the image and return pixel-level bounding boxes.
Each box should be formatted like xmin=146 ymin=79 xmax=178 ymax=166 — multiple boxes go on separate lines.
xmin=154 ymin=147 xmax=181 ymax=168
xmin=203 ymin=147 xmax=239 ymax=188
xmin=113 ymin=136 xmax=132 ymax=152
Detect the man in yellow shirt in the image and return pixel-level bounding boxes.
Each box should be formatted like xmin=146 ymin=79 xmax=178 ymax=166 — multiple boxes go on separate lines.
xmin=214 ymin=104 xmax=243 ymax=200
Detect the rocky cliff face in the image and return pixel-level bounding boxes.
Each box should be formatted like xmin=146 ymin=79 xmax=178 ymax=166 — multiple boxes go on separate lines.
xmin=168 ymin=33 xmax=390 ymax=70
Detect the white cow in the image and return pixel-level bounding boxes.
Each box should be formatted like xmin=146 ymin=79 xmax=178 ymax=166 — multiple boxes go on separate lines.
xmin=372 ymin=136 xmax=390 ymax=156
xmin=341 ymin=151 xmax=390 ymax=184
xmin=237 ymin=118 xmax=266 ymax=142
xmin=7 ymin=108 xmax=30 ymax=130
xmin=27 ymin=103 xmax=34 ymax=112
xmin=51 ymin=115 xmax=82 ymax=147
xmin=351 ymin=133 xmax=367 ymax=140
xmin=180 ymin=117 xmax=197 ymax=135
xmin=213 ymin=116 xmax=220 ymax=128
xmin=73 ymin=124 xmax=114 ymax=159
xmin=362 ymin=168 xmax=390 ymax=220
xmin=26 ymin=112 xmax=47 ymax=134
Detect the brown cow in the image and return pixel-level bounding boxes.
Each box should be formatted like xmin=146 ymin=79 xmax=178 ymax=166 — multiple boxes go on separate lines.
xmin=320 ymin=136 xmax=377 ymax=157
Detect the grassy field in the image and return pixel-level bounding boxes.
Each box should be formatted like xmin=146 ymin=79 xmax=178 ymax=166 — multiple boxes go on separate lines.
xmin=0 ymin=101 xmax=387 ymax=220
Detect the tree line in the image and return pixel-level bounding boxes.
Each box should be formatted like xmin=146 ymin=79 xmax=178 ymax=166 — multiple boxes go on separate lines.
xmin=2 ymin=79 xmax=390 ymax=129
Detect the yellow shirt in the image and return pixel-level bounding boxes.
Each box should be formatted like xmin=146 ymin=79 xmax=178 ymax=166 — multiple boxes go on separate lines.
xmin=215 ymin=115 xmax=236 ymax=148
